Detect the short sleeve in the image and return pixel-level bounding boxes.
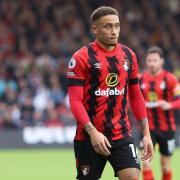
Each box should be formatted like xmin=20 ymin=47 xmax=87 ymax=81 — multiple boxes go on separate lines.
xmin=122 ymin=45 xmax=139 ymax=85
xmin=129 ymin=51 xmax=139 ymax=81
xmin=168 ymin=73 xmax=180 ymax=98
xmin=125 ymin=50 xmax=139 ymax=85
xmin=67 ymin=50 xmax=87 ymax=86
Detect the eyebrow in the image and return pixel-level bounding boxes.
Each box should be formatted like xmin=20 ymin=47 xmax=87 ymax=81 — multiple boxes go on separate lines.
xmin=104 ymin=22 xmax=120 ymax=25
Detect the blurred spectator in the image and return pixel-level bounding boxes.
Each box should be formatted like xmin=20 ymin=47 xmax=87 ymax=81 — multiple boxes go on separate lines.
xmin=49 ymin=73 xmax=65 ymax=106
xmin=0 ymin=0 xmax=178 ymax=129
xmin=21 ymin=96 xmax=35 ymax=127
xmin=45 ymin=107 xmax=64 ymax=127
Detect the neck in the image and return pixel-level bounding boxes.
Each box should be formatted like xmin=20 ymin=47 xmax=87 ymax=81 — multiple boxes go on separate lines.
xmin=96 ymin=40 xmax=116 ymax=51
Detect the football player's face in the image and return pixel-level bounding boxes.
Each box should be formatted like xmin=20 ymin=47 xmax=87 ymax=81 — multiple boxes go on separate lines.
xmin=91 ymin=15 xmax=120 ymax=49
xmin=146 ymin=53 xmax=164 ymax=74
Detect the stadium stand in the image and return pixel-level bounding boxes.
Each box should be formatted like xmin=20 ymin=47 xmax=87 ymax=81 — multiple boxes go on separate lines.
xmin=0 ymin=0 xmax=179 ymax=130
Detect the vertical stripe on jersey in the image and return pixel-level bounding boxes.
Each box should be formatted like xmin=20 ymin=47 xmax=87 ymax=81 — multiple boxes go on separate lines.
xmin=120 ymin=46 xmax=133 ymax=137
xmin=139 ymin=77 xmax=144 ymax=93
xmin=104 ymin=56 xmax=119 ymax=138
xmin=163 ymin=76 xmax=172 ymax=130
xmin=119 ymin=79 xmax=129 ymax=137
xmin=86 ymin=45 xmax=101 ymax=122
xmin=150 ymin=81 xmax=159 ymax=129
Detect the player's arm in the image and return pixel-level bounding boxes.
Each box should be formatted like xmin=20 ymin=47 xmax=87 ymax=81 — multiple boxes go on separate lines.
xmin=128 ymin=49 xmax=153 ymax=162
xmin=158 ymin=99 xmax=180 ymax=110
xmin=128 ymin=83 xmax=154 ymax=162
xmin=68 ymin=86 xmax=95 ymax=134
xmin=68 ymin=86 xmax=111 ymax=156
xmin=158 ymin=79 xmax=180 ymax=110
xmin=67 ymin=52 xmax=111 ymax=156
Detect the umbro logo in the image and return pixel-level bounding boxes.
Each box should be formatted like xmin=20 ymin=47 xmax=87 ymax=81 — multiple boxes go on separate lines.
xmin=94 ymin=63 xmax=101 ymax=69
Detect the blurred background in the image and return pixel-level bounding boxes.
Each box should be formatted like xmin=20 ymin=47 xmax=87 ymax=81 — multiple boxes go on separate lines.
xmin=0 ymin=0 xmax=179 ymax=179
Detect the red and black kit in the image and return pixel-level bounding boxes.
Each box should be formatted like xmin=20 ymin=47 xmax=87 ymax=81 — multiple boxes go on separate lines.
xmin=139 ymin=70 xmax=179 ymax=132
xmin=67 ymin=41 xmax=139 ymax=141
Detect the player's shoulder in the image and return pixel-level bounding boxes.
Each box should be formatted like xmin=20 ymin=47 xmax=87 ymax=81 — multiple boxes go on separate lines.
xmin=138 ymin=73 xmax=143 ymax=79
xmin=68 ymin=46 xmax=89 ymax=69
xmin=139 ymin=71 xmax=148 ymax=80
xmin=73 ymin=45 xmax=88 ymax=60
xmin=119 ymin=43 xmax=138 ymax=65
xmin=119 ymin=43 xmax=136 ymax=56
xmin=165 ymin=70 xmax=178 ymax=82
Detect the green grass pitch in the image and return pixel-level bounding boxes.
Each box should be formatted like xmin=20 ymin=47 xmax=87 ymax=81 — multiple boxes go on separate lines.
xmin=0 ymin=148 xmax=179 ymax=180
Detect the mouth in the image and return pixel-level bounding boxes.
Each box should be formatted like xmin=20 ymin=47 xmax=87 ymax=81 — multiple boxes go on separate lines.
xmin=109 ymin=37 xmax=118 ymax=41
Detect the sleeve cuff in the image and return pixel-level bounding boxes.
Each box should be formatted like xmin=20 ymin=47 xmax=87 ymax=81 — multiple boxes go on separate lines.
xmin=129 ymin=78 xmax=139 ymax=85
xmin=67 ymin=78 xmax=85 ymax=86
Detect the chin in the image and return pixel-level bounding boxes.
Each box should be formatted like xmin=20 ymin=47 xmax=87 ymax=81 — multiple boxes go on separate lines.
xmin=150 ymin=70 xmax=158 ymax=75
xmin=108 ymin=43 xmax=117 ymax=46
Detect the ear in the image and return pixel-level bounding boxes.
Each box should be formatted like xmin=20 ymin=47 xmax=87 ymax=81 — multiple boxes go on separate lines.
xmin=161 ymin=57 xmax=164 ymax=65
xmin=91 ymin=25 xmax=98 ymax=35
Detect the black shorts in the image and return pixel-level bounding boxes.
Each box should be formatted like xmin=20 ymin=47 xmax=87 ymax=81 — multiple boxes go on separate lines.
xmin=150 ymin=130 xmax=175 ymax=156
xmin=74 ymin=137 xmax=141 ymax=180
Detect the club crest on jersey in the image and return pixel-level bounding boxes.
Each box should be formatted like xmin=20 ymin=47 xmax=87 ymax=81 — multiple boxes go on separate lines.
xmin=81 ymin=165 xmax=90 ymax=176
xmin=140 ymin=83 xmax=146 ymax=89
xmin=69 ymin=58 xmax=76 ymax=68
xmin=160 ymin=81 xmax=166 ymax=89
xmin=123 ymin=58 xmax=130 ymax=71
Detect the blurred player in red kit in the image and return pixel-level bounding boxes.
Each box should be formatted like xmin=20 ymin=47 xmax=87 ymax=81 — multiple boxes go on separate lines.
xmin=67 ymin=6 xmax=153 ymax=180
xmin=140 ymin=46 xmax=180 ymax=180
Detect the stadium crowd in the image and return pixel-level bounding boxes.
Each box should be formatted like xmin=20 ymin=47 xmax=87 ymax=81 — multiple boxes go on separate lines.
xmin=0 ymin=0 xmax=179 ymax=129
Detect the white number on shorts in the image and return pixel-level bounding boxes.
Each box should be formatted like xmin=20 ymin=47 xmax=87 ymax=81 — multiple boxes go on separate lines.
xmin=129 ymin=144 xmax=139 ymax=158
xmin=167 ymin=139 xmax=175 ymax=154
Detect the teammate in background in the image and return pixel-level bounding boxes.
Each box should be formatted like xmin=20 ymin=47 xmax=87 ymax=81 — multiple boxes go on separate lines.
xmin=67 ymin=6 xmax=153 ymax=180
xmin=140 ymin=46 xmax=180 ymax=180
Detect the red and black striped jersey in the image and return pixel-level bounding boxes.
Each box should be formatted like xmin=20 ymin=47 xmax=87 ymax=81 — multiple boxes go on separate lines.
xmin=139 ymin=70 xmax=180 ymax=132
xmin=67 ymin=41 xmax=139 ymax=141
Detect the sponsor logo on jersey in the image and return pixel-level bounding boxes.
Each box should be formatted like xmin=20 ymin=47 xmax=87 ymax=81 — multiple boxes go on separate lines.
xmin=95 ymin=73 xmax=125 ymax=96
xmin=95 ymin=88 xmax=125 ymax=96
xmin=146 ymin=102 xmax=159 ymax=108
xmin=81 ymin=165 xmax=90 ymax=176
xmin=106 ymin=73 xmax=118 ymax=87
xmin=148 ymin=91 xmax=158 ymax=101
xmin=69 ymin=58 xmax=76 ymax=68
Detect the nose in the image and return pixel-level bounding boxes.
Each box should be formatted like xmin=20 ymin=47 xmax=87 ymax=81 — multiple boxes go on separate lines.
xmin=111 ymin=27 xmax=116 ymax=35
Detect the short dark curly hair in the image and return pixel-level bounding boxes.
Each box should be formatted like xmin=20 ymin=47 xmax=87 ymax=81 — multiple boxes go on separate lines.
xmin=91 ymin=6 xmax=119 ymax=23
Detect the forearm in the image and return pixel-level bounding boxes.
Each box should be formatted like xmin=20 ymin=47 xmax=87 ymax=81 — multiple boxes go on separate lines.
xmin=171 ymin=98 xmax=180 ymax=109
xmin=84 ymin=122 xmax=97 ymax=136
xmin=68 ymin=86 xmax=91 ymax=127
xmin=129 ymin=84 xmax=147 ymax=120
xmin=138 ymin=118 xmax=151 ymax=137
xmin=139 ymin=118 xmax=154 ymax=162
xmin=70 ymin=99 xmax=90 ymax=127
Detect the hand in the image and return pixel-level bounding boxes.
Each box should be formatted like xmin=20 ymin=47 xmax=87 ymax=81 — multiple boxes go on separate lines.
xmin=89 ymin=129 xmax=111 ymax=156
xmin=158 ymin=100 xmax=172 ymax=110
xmin=141 ymin=135 xmax=154 ymax=162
